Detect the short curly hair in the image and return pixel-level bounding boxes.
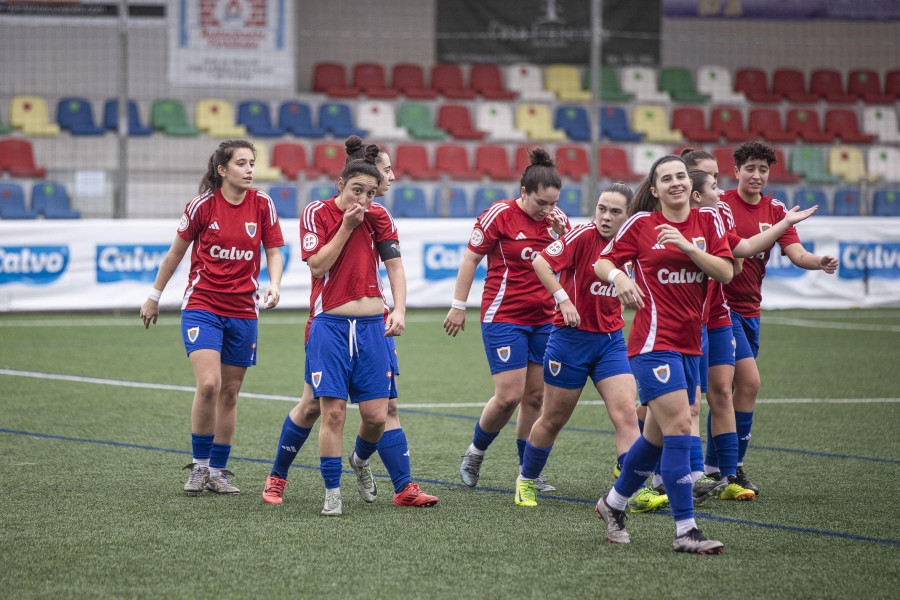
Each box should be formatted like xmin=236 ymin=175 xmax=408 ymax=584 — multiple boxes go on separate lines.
xmin=733 ymin=141 xmax=777 ymax=169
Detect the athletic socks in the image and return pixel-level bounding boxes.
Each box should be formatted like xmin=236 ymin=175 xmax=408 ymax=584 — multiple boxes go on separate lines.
xmin=690 ymin=435 xmax=704 ymax=481
xmin=713 ymin=432 xmax=739 ymax=478
xmin=516 ymin=438 xmax=526 ymax=466
xmin=377 ymin=428 xmax=412 ymax=493
xmin=471 ymin=421 xmax=499 ymax=453
xmin=735 ymin=410 xmax=754 ymax=462
xmin=319 ymin=456 xmax=342 ymax=489
xmin=613 ymin=435 xmax=663 ymax=499
xmin=675 ymin=518 xmax=698 ymax=537
xmin=209 ymin=442 xmax=231 ymax=477
xmin=520 ymin=439 xmax=552 ymax=480
xmin=704 ymin=411 xmax=719 ymax=469
xmin=354 ymin=435 xmax=378 ymax=462
xmin=660 ymin=435 xmax=693 ymax=521
xmin=271 ymin=415 xmax=312 ymax=480
xmin=190 ymin=432 xmax=214 ymax=466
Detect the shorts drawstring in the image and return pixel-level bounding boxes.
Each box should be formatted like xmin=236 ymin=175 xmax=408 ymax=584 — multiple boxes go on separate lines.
xmin=348 ymin=319 xmax=358 ymax=358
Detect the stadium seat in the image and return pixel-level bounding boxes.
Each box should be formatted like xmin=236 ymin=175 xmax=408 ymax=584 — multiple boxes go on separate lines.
xmin=312 ymin=62 xmax=358 ymax=97
xmin=659 ymin=67 xmax=709 ymax=103
xmin=103 ymin=99 xmax=152 ymax=136
xmin=278 ymin=101 xmax=325 ymax=138
xmin=810 ymin=69 xmax=854 ymax=103
xmin=763 ymin=187 xmax=789 ymax=206
xmin=309 ymin=183 xmax=336 ymax=204
xmin=789 ymin=146 xmax=840 ymax=184
xmin=196 ymin=99 xmax=247 ymax=137
xmin=734 ymin=68 xmax=780 ymax=103
xmin=828 ymin=146 xmax=871 ymax=184
xmin=30 ymin=181 xmax=80 ymax=219
xmin=250 ymin=142 xmax=282 ymax=181
xmin=0 ymin=182 xmax=37 ymax=219
xmin=557 ymin=187 xmax=583 ymax=217
xmin=505 ymin=63 xmax=556 ymax=101
xmin=872 ymin=189 xmax=900 ymax=217
xmin=671 ymin=107 xmax=718 ymax=143
xmin=319 ymin=102 xmax=366 ymax=138
xmin=474 ymin=186 xmax=508 ymax=215
xmin=392 ymin=186 xmax=432 ymax=217
xmin=356 ymin=101 xmax=407 ymax=141
xmin=786 ymin=109 xmax=834 ymax=143
xmin=867 ymin=146 xmax=900 ymax=182
xmin=435 ymin=144 xmax=477 ymax=180
xmin=469 ymin=63 xmax=516 ymax=100
xmin=397 ymin=103 xmax=447 ymax=140
xmin=554 ymin=105 xmax=591 ymax=141
xmin=391 ymin=63 xmax=437 ymax=99
xmin=709 ymin=106 xmax=751 ymax=143
xmin=824 ymin=109 xmax=875 ymax=144
xmin=631 ymin=105 xmax=683 ymax=143
xmin=884 ymin=70 xmax=900 ymax=101
xmin=394 ymin=144 xmax=437 ymax=180
xmin=712 ymin=147 xmax=737 ymax=183
xmin=632 ymin=144 xmax=670 ymax=176
xmin=599 ymin=146 xmax=643 ymax=181
xmin=695 ymin=65 xmax=745 ymax=103
xmin=237 ymin=101 xmax=283 ymax=137
xmin=150 ymin=99 xmax=198 ymax=136
xmin=515 ymin=104 xmax=567 ymax=142
xmin=792 ymin=187 xmax=829 ymax=214
xmin=474 ymin=144 xmax=518 ymax=181
xmin=271 ymin=143 xmax=308 ymax=180
xmin=599 ymin=106 xmax=643 ymax=142
xmin=475 ymin=102 xmax=528 ymax=141
xmin=769 ymin=148 xmax=801 ymax=184
xmin=772 ymin=68 xmax=817 ymax=102
xmin=0 ymin=106 xmax=11 ymax=135
xmin=555 ymin=145 xmax=590 ymax=181
xmin=437 ymin=104 xmax=485 ymax=140
xmin=431 ymin=63 xmax=476 ymax=99
xmin=620 ymin=66 xmax=669 ymax=102
xmin=544 ymin=64 xmax=591 ymax=102
xmin=268 ymin=185 xmax=299 ymax=218
xmin=862 ymin=106 xmax=900 ymax=143
xmin=310 ymin=143 xmax=346 ymax=178
xmin=514 ymin=145 xmax=534 ymax=174
xmin=592 ymin=67 xmax=635 ymax=102
xmin=748 ymin=108 xmax=796 ymax=143
xmin=353 ymin=62 xmax=398 ymax=99
xmin=440 ymin=186 xmax=473 ymax=218
xmin=9 ymin=95 xmax=60 ymax=136
xmin=833 ymin=187 xmax=861 ymax=216
xmin=0 ymin=138 xmax=47 ymax=177
xmin=847 ymin=69 xmax=893 ymax=104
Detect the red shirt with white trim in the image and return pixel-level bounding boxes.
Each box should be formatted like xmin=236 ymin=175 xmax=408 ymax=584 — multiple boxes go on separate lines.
xmin=704 ymin=200 xmax=741 ymax=328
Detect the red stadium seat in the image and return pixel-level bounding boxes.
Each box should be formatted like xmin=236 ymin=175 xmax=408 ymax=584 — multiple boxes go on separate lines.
xmin=474 ymin=145 xmax=518 ymax=180
xmin=734 ymin=68 xmax=780 ymax=103
xmin=786 ymin=109 xmax=834 ymax=143
xmin=772 ymin=68 xmax=817 ymax=103
xmin=312 ymin=62 xmax=359 ymax=98
xmin=352 ymin=63 xmax=398 ymax=99
xmin=469 ymin=64 xmax=517 ymax=100
xmin=847 ymin=70 xmax=893 ymax=104
xmin=599 ymin=146 xmax=642 ymax=181
xmin=712 ymin=147 xmax=737 ymax=183
xmin=709 ymin=106 xmax=751 ymax=143
xmin=391 ymin=64 xmax=437 ymax=99
xmin=310 ymin=142 xmax=346 ymax=178
xmin=394 ymin=144 xmax=437 ymax=180
xmin=884 ymin=70 xmax=900 ymax=101
xmin=555 ymin=145 xmax=590 ymax=181
xmin=514 ymin=145 xmax=533 ymax=174
xmin=671 ymin=107 xmax=718 ymax=143
xmin=435 ymin=144 xmax=478 ymax=180
xmin=437 ymin=104 xmax=485 ymax=140
xmin=748 ymin=109 xmax=796 ymax=143
xmin=0 ymin=138 xmax=47 ymax=177
xmin=824 ymin=109 xmax=875 ymax=144
xmin=809 ymin=69 xmax=854 ymax=103
xmin=431 ymin=64 xmax=477 ymax=99
xmin=271 ymin=142 xmax=308 ymax=180
xmin=769 ymin=148 xmax=801 ymax=184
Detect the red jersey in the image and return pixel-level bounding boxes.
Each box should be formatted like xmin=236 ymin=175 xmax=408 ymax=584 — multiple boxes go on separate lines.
xmin=178 ymin=188 xmax=284 ymax=319
xmin=600 ymin=208 xmax=733 ymax=357
xmin=467 ymin=199 xmax=569 ymax=325
xmin=722 ymin=189 xmax=801 ymax=318
xmin=541 ymin=223 xmax=624 ymax=334
xmin=704 ymin=200 xmax=740 ymax=328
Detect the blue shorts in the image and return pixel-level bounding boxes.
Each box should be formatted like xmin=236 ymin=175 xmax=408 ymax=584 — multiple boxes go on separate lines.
xmin=630 ymin=351 xmax=700 ymax=406
xmin=732 ymin=313 xmax=761 ymax=361
xmin=181 ymin=309 xmax=257 ymax=367
xmin=701 ymin=324 xmax=736 ymax=393
xmin=543 ymin=327 xmax=631 ymax=389
xmin=386 ymin=335 xmax=399 ymax=399
xmin=307 ymin=313 xmax=393 ymax=403
xmin=481 ymin=321 xmax=553 ymax=375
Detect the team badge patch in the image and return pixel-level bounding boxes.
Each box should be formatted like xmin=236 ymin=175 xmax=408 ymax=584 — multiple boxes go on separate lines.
xmin=692 ymin=237 xmax=706 ymax=251
xmin=312 ymin=371 xmax=322 ymax=388
xmin=245 ymin=222 xmax=258 ymax=238
xmin=178 ymin=214 xmax=189 ymax=232
xmin=187 ymin=327 xmax=199 ymax=343
xmin=546 ymin=240 xmax=564 ymax=256
xmin=548 ymin=360 xmax=561 ymax=376
xmin=547 ymin=227 xmax=560 ymax=240
xmin=302 ymin=232 xmax=318 ymax=252
xmin=470 ymin=228 xmax=484 ymax=247
xmin=497 ymin=346 xmax=511 ymax=362
xmin=624 ymin=260 xmax=634 ymax=278
xmin=759 ymin=222 xmax=772 ymax=232
xmin=652 ymin=364 xmax=670 ymax=383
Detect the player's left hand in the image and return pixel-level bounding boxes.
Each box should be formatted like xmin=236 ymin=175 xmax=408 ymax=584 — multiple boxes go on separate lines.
xmin=820 ymin=254 xmax=839 ymax=274
xmin=260 ymin=284 xmax=280 ymax=309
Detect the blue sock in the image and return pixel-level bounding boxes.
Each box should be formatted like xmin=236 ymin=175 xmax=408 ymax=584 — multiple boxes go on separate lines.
xmin=354 ymin=435 xmax=379 ymax=462
xmin=613 ymin=435 xmax=662 ymax=498
xmin=705 ymin=411 xmax=719 ymax=468
xmin=377 ymin=429 xmax=411 ymax=493
xmin=472 ymin=421 xmax=499 ymax=452
xmin=191 ymin=433 xmax=214 ymax=461
xmin=735 ymin=410 xmax=754 ymax=462
xmin=616 ymin=452 xmax=627 ymax=473
xmin=320 ymin=456 xmax=342 ymax=489
xmin=209 ymin=443 xmax=231 ymax=470
xmin=691 ymin=435 xmax=704 ymax=474
xmin=520 ymin=440 xmax=552 ymax=480
xmin=516 ymin=438 xmax=526 ymax=465
xmin=660 ymin=435 xmax=693 ymax=521
xmin=713 ymin=432 xmax=739 ymax=478
xmin=271 ymin=415 xmax=311 ymax=479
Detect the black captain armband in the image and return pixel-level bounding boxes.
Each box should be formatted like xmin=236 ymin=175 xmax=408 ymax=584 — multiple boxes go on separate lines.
xmin=377 ymin=239 xmax=401 ymax=261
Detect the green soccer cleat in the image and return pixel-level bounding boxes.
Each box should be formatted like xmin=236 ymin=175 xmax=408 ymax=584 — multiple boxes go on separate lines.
xmin=628 ymin=486 xmax=670 ymax=513
xmin=734 ymin=466 xmax=760 ymax=496
xmin=515 ymin=477 xmax=538 ymax=507
xmin=719 ymin=474 xmax=756 ymax=501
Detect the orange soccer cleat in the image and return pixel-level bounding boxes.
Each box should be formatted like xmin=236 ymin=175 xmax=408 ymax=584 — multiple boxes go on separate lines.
xmin=393 ymin=483 xmax=439 ymax=507
xmin=262 ymin=474 xmax=287 ymax=504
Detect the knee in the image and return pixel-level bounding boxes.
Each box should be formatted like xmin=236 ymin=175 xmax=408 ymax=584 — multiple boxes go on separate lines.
xmin=735 ymin=374 xmax=760 ymax=396
xmin=385 ymin=398 xmax=399 ymax=420
xmin=296 ymin=401 xmax=321 ymax=424
xmin=320 ymin=404 xmax=345 ymax=430
xmin=195 ymin=377 xmax=220 ymax=402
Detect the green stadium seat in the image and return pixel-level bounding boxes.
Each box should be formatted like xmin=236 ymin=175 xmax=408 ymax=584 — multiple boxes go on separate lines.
xmin=789 ymin=146 xmax=840 ymax=184
xmin=659 ymin=67 xmax=709 ymax=103
xmin=150 ymin=99 xmax=199 ymax=136
xmin=397 ymin=103 xmax=447 ymax=140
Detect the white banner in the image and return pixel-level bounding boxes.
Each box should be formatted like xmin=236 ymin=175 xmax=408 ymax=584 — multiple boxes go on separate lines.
xmin=0 ymin=218 xmax=899 ymax=312
xmin=167 ymin=0 xmax=293 ymax=87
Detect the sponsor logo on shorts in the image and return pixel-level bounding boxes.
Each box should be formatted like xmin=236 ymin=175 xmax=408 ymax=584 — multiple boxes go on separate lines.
xmin=312 ymin=371 xmax=322 ymax=388
xmin=652 ymin=364 xmax=670 ymax=383
xmin=187 ymin=326 xmax=199 ymax=343
xmin=548 ymin=360 xmax=561 ymax=376
xmin=692 ymin=237 xmax=706 ymax=251
xmin=470 ymin=228 xmax=484 ymax=247
xmin=545 ymin=240 xmax=564 ymax=257
xmin=302 ymin=233 xmax=318 ymax=252
xmin=497 ymin=346 xmax=511 ymax=362
xmin=245 ymin=222 xmax=258 ymax=238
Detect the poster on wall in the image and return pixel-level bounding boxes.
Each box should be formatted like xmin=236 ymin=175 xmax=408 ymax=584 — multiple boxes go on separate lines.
xmin=167 ymin=0 xmax=293 ymax=87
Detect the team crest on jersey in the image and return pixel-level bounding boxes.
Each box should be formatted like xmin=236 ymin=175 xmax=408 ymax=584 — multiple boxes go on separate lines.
xmin=652 ymin=364 xmax=670 ymax=383
xmin=547 ymin=227 xmax=560 ymax=240
xmin=178 ymin=214 xmax=189 ymax=232
xmin=546 ymin=240 xmax=564 ymax=256
xmin=624 ymin=261 xmax=634 ymax=278
xmin=497 ymin=346 xmax=511 ymax=362
xmin=759 ymin=222 xmax=772 ymax=232
xmin=245 ymin=222 xmax=258 ymax=238
xmin=470 ymin=228 xmax=485 ymax=247
xmin=187 ymin=327 xmax=199 ymax=343
xmin=312 ymin=371 xmax=322 ymax=388
xmin=302 ymin=233 xmax=318 ymax=252
xmin=548 ymin=360 xmax=561 ymax=376
xmin=692 ymin=237 xmax=707 ymax=251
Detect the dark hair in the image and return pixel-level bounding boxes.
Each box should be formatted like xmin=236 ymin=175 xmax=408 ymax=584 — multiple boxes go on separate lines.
xmin=199 ymin=139 xmax=256 ymax=194
xmin=340 ymin=143 xmax=383 ymax=185
xmin=520 ymin=147 xmax=561 ymax=195
xmin=629 ymin=155 xmax=687 ymax=216
xmin=733 ymin=140 xmax=777 ymax=169
xmin=689 ymin=169 xmax=714 ymax=198
xmin=599 ymin=181 xmax=634 ymax=206
xmin=344 ymin=134 xmax=386 ymax=165
xmin=680 ymin=147 xmax=715 ymax=169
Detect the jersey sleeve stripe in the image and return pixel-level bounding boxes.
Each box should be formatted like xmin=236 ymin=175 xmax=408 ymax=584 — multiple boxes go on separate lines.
xmin=256 ymin=191 xmax=278 ymax=226
xmin=479 ymin=202 xmax=509 ymax=231
xmin=613 ymin=212 xmax=649 ymax=242
xmin=563 ymin=223 xmax=592 ymax=243
xmin=187 ymin=193 xmax=211 ymax=219
xmin=302 ymin=201 xmax=324 ymax=233
xmin=700 ymin=206 xmax=726 ymax=238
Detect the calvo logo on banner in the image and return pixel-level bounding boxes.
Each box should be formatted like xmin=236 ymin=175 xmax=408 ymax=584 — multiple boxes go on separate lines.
xmin=0 ymin=246 xmax=69 ymax=285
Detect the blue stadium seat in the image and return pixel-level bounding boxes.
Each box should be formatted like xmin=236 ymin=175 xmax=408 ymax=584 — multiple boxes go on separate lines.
xmin=793 ymin=187 xmax=829 ymax=215
xmin=308 ymin=184 xmax=335 ymax=205
xmin=554 ymin=105 xmax=591 ymax=141
xmin=57 ymin=97 xmax=105 ymax=135
xmin=873 ymin=189 xmax=900 ymax=217
xmin=763 ymin=188 xmax=789 ymax=206
xmin=268 ymin=185 xmax=298 ymax=219
xmin=557 ymin=187 xmax=583 ymax=217
xmin=437 ymin=187 xmax=472 ymax=218
xmin=0 ymin=182 xmax=38 ymax=219
xmin=392 ymin=186 xmax=432 ymax=218
xmin=103 ymin=99 xmax=152 ymax=136
xmin=278 ymin=101 xmax=325 ymax=138
xmin=238 ymin=101 xmax=284 ymax=137
xmin=31 ymin=181 xmax=81 ymax=218
xmin=599 ymin=106 xmax=643 ymax=142
xmin=474 ymin=186 xmax=508 ymax=215
xmin=318 ymin=102 xmax=366 ymax=138
xmin=832 ymin=187 xmax=861 ymax=216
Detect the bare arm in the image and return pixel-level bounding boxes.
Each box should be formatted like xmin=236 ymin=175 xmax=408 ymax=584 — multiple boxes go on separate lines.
xmin=655 ymin=224 xmax=734 ymax=284
xmin=533 ymin=254 xmax=579 ymax=327
xmin=305 ymin=203 xmax=365 ymax=278
xmin=383 ymin=257 xmax=406 ymax=337
xmin=783 ymin=242 xmax=839 ymax=273
xmin=140 ymin=235 xmax=191 ymax=328
xmin=260 ymin=246 xmax=283 ymax=309
xmin=442 ymin=249 xmax=484 ymax=337
xmin=594 ymin=257 xmax=646 ymax=310
xmin=733 ymin=205 xmax=818 ymax=258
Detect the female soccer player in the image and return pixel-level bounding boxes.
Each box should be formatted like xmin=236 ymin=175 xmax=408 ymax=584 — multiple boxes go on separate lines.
xmin=263 ymin=137 xmax=437 ymax=508
xmin=593 ymin=155 xmax=734 ymax=554
xmin=444 ymin=148 xmax=568 ymax=490
xmin=514 ymin=183 xmax=640 ymax=507
xmin=140 ymin=139 xmax=284 ymax=496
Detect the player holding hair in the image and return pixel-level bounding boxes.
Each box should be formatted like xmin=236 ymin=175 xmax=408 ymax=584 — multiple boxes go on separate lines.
xmin=140 ymin=139 xmax=284 ymax=496
xmin=444 ymin=148 xmax=569 ymax=491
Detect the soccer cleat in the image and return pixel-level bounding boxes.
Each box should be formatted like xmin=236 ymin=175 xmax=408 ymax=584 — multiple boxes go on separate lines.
xmin=514 ymin=478 xmax=538 ymax=507
xmin=693 ymin=474 xmax=728 ymax=505
xmin=652 ymin=481 xmax=666 ymax=495
xmin=321 ymin=489 xmax=342 ymax=516
xmin=262 ymin=474 xmax=287 ymax=504
xmin=595 ymin=493 xmax=630 ymax=544
xmin=613 ymin=462 xmax=622 ymax=480
xmin=673 ymin=528 xmax=724 ymax=554
xmin=734 ymin=466 xmax=760 ymax=495
xmin=718 ymin=474 xmax=756 ymax=501
xmin=459 ymin=450 xmax=484 ymax=487
xmin=393 ymin=483 xmax=439 ymax=507
xmin=348 ymin=451 xmax=377 ymax=503
xmin=534 ymin=474 xmax=556 ymax=492
xmin=182 ymin=463 xmax=210 ymax=495
xmin=206 ymin=469 xmax=240 ymax=494
xmin=628 ymin=486 xmax=669 ymax=513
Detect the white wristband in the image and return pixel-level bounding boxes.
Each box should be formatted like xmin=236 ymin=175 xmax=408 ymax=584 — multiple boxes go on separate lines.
xmin=607 ymin=268 xmax=625 ymax=285
xmin=553 ymin=289 xmax=570 ymax=304
xmin=451 ymin=299 xmax=466 ymax=311
xmin=148 ymin=288 xmax=162 ymax=302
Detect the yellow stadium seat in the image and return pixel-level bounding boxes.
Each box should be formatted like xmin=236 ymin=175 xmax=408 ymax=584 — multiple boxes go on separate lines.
xmin=10 ymin=95 xmax=60 ymax=135
xmin=828 ymin=145 xmax=872 ymax=184
xmin=196 ymin=99 xmax=247 ymax=138
xmin=250 ymin=141 xmax=282 ymax=181
xmin=631 ymin=104 xmax=683 ymax=143
xmin=514 ymin=103 xmax=567 ymax=142
xmin=544 ymin=64 xmax=591 ymax=102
